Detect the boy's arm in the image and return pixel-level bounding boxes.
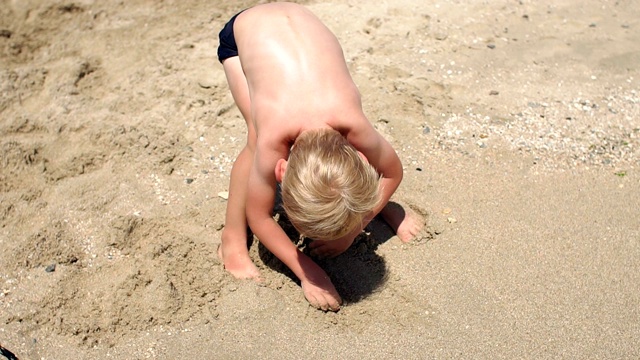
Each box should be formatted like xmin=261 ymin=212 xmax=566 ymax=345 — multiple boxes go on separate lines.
xmin=246 ymin=142 xmax=342 ymax=311
xmin=345 ymin=115 xmax=403 ymax=217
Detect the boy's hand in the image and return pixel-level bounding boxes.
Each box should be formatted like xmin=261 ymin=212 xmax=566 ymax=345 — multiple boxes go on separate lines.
xmin=301 ymin=270 xmax=342 ymax=311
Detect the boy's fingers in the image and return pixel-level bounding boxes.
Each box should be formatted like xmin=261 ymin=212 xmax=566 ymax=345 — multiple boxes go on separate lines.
xmin=312 ymin=293 xmax=328 ymax=311
xmin=318 ymin=294 xmax=339 ymax=312
xmin=306 ymin=293 xmax=320 ymax=309
xmin=327 ymin=295 xmax=341 ymax=311
xmin=320 ymin=300 xmax=329 ymax=311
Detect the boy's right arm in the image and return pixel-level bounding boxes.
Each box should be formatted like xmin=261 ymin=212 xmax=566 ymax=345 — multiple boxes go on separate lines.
xmin=246 ymin=144 xmax=342 ymax=311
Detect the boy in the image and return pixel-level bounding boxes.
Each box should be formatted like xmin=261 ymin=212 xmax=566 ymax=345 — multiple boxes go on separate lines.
xmin=216 ymin=2 xmax=423 ymax=311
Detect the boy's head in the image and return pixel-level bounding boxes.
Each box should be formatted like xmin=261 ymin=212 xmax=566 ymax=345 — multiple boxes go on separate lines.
xmin=279 ymin=128 xmax=381 ymax=241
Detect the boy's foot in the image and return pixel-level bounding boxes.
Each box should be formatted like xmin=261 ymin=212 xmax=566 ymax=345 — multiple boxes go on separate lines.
xmin=217 ymin=235 xmax=261 ymax=279
xmin=380 ymin=202 xmax=425 ymax=243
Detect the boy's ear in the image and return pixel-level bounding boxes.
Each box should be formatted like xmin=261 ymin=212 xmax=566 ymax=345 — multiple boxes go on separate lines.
xmin=275 ymin=158 xmax=287 ymax=183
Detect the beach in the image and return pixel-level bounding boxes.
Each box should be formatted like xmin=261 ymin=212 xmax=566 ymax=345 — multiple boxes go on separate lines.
xmin=1 ymin=0 xmax=639 ymax=358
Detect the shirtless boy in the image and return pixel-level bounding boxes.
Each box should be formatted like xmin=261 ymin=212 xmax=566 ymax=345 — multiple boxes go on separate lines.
xmin=217 ymin=2 xmax=423 ymax=311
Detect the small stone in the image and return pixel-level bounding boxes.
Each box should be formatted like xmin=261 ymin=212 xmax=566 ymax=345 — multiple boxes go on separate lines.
xmin=218 ymin=191 xmax=229 ymax=200
xmin=185 ymin=178 xmax=194 ymax=184
xmin=589 ymin=23 xmax=596 ymax=28
xmin=45 ymin=264 xmax=56 ymax=273
xmin=434 ymin=32 xmax=448 ymax=41
xmin=416 ymin=167 xmax=423 ymax=171
xmin=442 ymin=208 xmax=452 ymax=214
xmin=487 ymin=43 xmax=496 ymax=49
xmin=198 ymin=77 xmax=217 ymax=89
xmin=447 ymin=217 xmax=457 ymax=224
xmin=423 ymin=126 xmax=431 ymax=134
xmin=489 ymin=90 xmax=499 ymax=95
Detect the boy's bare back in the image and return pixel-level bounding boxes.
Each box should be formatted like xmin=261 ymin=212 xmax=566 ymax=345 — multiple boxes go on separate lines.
xmin=234 ymin=3 xmax=363 ymax=141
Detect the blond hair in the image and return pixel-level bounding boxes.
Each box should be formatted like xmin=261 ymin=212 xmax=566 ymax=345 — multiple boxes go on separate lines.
xmin=281 ymin=128 xmax=381 ymax=241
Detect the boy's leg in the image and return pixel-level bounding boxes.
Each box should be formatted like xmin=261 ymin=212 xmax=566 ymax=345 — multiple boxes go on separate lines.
xmin=217 ymin=56 xmax=260 ymax=279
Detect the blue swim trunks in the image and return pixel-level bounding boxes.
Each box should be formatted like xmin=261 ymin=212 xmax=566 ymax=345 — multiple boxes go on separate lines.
xmin=217 ymin=11 xmax=245 ymax=63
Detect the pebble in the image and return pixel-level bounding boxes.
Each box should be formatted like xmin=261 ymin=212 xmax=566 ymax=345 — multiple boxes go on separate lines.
xmin=487 ymin=44 xmax=496 ymax=49
xmin=434 ymin=32 xmax=448 ymax=41
xmin=218 ymin=191 xmax=229 ymax=200
xmin=447 ymin=217 xmax=457 ymax=224
xmin=423 ymin=126 xmax=431 ymax=134
xmin=197 ymin=77 xmax=217 ymax=89
xmin=489 ymin=90 xmax=499 ymax=95
xmin=45 ymin=264 xmax=56 ymax=273
xmin=185 ymin=178 xmax=194 ymax=184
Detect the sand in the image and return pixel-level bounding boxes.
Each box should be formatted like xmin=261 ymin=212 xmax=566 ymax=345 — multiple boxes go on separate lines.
xmin=1 ymin=0 xmax=639 ymax=359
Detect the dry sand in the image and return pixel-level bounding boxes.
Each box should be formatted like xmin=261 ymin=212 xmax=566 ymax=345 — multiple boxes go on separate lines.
xmin=1 ymin=0 xmax=639 ymax=359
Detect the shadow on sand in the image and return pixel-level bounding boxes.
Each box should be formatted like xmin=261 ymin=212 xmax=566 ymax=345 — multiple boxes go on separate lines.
xmin=257 ymin=203 xmax=398 ymax=304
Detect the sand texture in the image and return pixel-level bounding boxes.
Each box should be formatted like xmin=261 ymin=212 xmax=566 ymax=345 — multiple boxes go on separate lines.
xmin=1 ymin=0 xmax=639 ymax=358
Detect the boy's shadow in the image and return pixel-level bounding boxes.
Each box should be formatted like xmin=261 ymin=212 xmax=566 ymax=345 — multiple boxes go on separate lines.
xmin=257 ymin=189 xmax=397 ymax=303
